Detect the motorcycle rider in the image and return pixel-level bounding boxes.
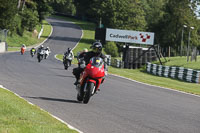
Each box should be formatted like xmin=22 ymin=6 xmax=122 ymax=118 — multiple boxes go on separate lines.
xmin=63 ymin=47 xmax=74 ymax=66
xmin=37 ymin=45 xmax=44 ymax=57
xmin=37 ymin=45 xmax=44 ymax=53
xmin=45 ymin=46 xmax=50 ymax=52
xmin=77 ymin=48 xmax=88 ymax=67
xmin=30 ymin=47 xmax=36 ymax=56
xmin=73 ymin=41 xmax=107 ymax=85
xmin=78 ymin=48 xmax=88 ymax=59
xmin=44 ymin=46 xmax=51 ymax=59
xmin=21 ymin=44 xmax=26 ymax=54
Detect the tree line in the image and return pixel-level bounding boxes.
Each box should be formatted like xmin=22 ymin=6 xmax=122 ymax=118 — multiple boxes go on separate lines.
xmin=0 ymin=0 xmax=200 ymax=53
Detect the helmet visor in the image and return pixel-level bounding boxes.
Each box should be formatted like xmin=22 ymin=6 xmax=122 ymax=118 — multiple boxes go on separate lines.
xmin=93 ymin=47 xmax=102 ymax=53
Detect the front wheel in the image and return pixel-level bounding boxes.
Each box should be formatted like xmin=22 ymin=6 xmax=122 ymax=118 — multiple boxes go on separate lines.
xmin=38 ymin=55 xmax=41 ymax=62
xmin=77 ymin=93 xmax=83 ymax=101
xmin=44 ymin=54 xmax=47 ymax=59
xmin=83 ymin=82 xmax=94 ymax=104
xmin=64 ymin=60 xmax=70 ymax=70
xmin=77 ymin=85 xmax=83 ymax=101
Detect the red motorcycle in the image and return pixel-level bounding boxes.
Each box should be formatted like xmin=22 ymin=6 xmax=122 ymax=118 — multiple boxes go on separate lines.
xmin=21 ymin=47 xmax=26 ymax=55
xmin=76 ymin=57 xmax=105 ymax=104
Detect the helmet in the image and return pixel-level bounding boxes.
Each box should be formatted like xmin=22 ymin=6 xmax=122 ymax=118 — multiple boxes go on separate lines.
xmin=47 ymin=47 xmax=49 ymax=49
xmin=91 ymin=41 xmax=102 ymax=54
xmin=68 ymin=47 xmax=72 ymax=51
xmin=68 ymin=48 xmax=72 ymax=52
xmin=83 ymin=48 xmax=88 ymax=52
xmin=40 ymin=45 xmax=44 ymax=48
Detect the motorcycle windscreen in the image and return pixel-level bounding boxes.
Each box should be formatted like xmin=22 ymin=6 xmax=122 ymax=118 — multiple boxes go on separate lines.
xmin=86 ymin=57 xmax=105 ymax=78
xmin=90 ymin=57 xmax=104 ymax=68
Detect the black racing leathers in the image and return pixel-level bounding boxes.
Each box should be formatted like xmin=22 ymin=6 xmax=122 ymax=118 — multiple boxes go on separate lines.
xmin=73 ymin=51 xmax=106 ymax=84
xmin=84 ymin=51 xmax=106 ymax=65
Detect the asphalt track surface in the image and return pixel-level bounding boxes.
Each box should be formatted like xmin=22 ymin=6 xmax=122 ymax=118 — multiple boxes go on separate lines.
xmin=0 ymin=17 xmax=200 ymax=133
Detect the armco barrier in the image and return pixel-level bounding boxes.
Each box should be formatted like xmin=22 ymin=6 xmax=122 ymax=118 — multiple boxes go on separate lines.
xmin=146 ymin=62 xmax=200 ymax=83
xmin=0 ymin=42 xmax=6 ymax=53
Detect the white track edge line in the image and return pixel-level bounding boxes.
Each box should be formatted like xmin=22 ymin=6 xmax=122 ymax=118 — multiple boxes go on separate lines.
xmin=0 ymin=85 xmax=83 ymax=133
xmin=109 ymin=73 xmax=200 ymax=98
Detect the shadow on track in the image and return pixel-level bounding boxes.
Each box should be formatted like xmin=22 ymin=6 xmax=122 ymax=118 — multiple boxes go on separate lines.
xmin=55 ymin=75 xmax=75 ymax=78
xmin=24 ymin=96 xmax=80 ymax=104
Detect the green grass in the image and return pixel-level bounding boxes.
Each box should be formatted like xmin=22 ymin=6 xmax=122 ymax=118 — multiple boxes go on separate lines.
xmin=108 ymin=66 xmax=200 ymax=95
xmin=7 ymin=20 xmax=52 ymax=49
xmin=0 ymin=88 xmax=78 ymax=133
xmin=155 ymin=56 xmax=200 ymax=70
xmin=54 ymin=15 xmax=200 ymax=96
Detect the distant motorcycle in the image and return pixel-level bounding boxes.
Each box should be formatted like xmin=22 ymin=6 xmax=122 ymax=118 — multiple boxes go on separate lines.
xmin=21 ymin=47 xmax=25 ymax=55
xmin=76 ymin=57 xmax=105 ymax=104
xmin=63 ymin=53 xmax=73 ymax=70
xmin=30 ymin=49 xmax=36 ymax=57
xmin=37 ymin=49 xmax=45 ymax=62
xmin=44 ymin=50 xmax=50 ymax=59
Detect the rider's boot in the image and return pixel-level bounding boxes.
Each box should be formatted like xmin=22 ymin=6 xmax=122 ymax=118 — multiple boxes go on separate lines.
xmin=74 ymin=79 xmax=80 ymax=85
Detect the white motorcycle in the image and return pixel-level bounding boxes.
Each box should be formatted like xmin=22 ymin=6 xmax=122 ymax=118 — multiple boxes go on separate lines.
xmin=44 ymin=50 xmax=50 ymax=59
xmin=63 ymin=53 xmax=73 ymax=70
xmin=37 ymin=49 xmax=45 ymax=62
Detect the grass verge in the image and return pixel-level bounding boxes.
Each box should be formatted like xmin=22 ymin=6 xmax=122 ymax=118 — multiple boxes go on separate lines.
xmin=154 ymin=56 xmax=200 ymax=70
xmin=7 ymin=20 xmax=52 ymax=51
xmin=54 ymin=15 xmax=200 ymax=96
xmin=0 ymin=87 xmax=78 ymax=133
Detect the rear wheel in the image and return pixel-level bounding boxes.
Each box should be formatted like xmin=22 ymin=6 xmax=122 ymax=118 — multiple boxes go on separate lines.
xmin=83 ymin=82 xmax=94 ymax=104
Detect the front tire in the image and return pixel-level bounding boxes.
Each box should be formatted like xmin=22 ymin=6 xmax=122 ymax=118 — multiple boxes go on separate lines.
xmin=64 ymin=60 xmax=69 ymax=70
xmin=83 ymin=82 xmax=94 ymax=104
xmin=77 ymin=93 xmax=83 ymax=101
xmin=38 ymin=55 xmax=41 ymax=62
xmin=77 ymin=85 xmax=83 ymax=102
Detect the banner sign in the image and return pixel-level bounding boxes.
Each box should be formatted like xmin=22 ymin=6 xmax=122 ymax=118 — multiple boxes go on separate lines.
xmin=106 ymin=28 xmax=155 ymax=45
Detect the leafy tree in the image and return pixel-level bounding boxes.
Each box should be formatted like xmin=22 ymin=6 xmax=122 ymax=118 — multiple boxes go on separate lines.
xmin=21 ymin=8 xmax=39 ymax=31
xmin=74 ymin=0 xmax=95 ymax=19
xmin=104 ymin=41 xmax=118 ymax=57
xmin=159 ymin=0 xmax=199 ymax=49
xmin=33 ymin=0 xmax=53 ymax=23
xmin=141 ymin=0 xmax=167 ymax=32
xmin=89 ymin=0 xmax=146 ymax=30
xmin=0 ymin=0 xmax=18 ymax=33
xmin=51 ymin=0 xmax=76 ymax=16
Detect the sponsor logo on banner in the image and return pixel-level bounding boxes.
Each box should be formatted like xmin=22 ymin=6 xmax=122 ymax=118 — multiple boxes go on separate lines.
xmin=106 ymin=28 xmax=154 ymax=45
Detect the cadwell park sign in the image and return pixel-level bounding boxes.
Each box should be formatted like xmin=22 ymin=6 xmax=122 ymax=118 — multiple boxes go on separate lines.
xmin=106 ymin=28 xmax=155 ymax=45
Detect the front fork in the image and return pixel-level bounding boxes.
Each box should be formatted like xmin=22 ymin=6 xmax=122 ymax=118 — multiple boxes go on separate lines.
xmin=77 ymin=81 xmax=96 ymax=96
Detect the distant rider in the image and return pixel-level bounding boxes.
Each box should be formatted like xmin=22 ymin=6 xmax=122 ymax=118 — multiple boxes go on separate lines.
xmin=63 ymin=47 xmax=74 ymax=66
xmin=21 ymin=44 xmax=26 ymax=55
xmin=30 ymin=47 xmax=36 ymax=56
xmin=37 ymin=45 xmax=44 ymax=57
xmin=78 ymin=48 xmax=88 ymax=59
xmin=44 ymin=46 xmax=51 ymax=59
xmin=45 ymin=47 xmax=50 ymax=52
xmin=37 ymin=45 xmax=44 ymax=53
xmin=77 ymin=48 xmax=88 ymax=67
